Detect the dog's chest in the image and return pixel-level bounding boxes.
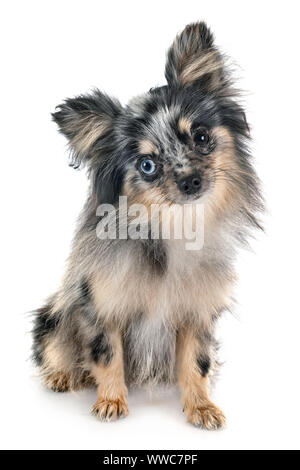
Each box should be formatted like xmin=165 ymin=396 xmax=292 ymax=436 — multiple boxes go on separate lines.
xmin=95 ymin=237 xmax=232 ymax=327
xmin=128 ymin=238 xmax=218 ymax=322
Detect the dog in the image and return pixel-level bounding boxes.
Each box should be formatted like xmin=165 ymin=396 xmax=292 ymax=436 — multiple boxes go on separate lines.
xmin=32 ymin=22 xmax=263 ymax=429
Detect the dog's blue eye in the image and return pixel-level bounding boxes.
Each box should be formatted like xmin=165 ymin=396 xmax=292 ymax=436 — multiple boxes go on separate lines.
xmin=140 ymin=158 xmax=157 ymax=175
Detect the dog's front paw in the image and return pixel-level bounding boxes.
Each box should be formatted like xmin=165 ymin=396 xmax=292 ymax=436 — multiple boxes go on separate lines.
xmin=184 ymin=402 xmax=226 ymax=430
xmin=92 ymin=396 xmax=129 ymax=422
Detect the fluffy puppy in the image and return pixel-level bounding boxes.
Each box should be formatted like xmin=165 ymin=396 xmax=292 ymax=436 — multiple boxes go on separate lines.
xmin=32 ymin=22 xmax=263 ymax=429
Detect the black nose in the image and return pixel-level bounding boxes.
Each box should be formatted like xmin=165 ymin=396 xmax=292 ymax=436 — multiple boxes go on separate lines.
xmin=178 ymin=173 xmax=202 ymax=195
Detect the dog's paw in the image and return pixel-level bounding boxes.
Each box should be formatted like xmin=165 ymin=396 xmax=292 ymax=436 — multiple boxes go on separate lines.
xmin=184 ymin=402 xmax=226 ymax=430
xmin=43 ymin=371 xmax=71 ymax=393
xmin=92 ymin=397 xmax=129 ymax=422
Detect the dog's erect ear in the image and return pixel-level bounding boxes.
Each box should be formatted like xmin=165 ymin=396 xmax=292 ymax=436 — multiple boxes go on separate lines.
xmin=165 ymin=22 xmax=225 ymax=92
xmin=52 ymin=90 xmax=122 ymax=169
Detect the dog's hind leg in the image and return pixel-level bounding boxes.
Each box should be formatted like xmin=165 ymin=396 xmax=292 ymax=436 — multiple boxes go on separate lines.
xmin=32 ymin=303 xmax=94 ymax=392
xmin=40 ymin=334 xmax=78 ymax=392
xmin=32 ymin=304 xmax=69 ymax=391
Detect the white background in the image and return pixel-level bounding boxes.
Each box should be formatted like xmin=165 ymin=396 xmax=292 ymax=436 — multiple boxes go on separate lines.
xmin=1 ymin=0 xmax=300 ymax=450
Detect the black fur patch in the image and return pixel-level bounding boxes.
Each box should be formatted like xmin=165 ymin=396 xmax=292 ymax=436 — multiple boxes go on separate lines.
xmin=90 ymin=331 xmax=113 ymax=366
xmin=197 ymin=355 xmax=211 ymax=377
xmin=32 ymin=305 xmax=60 ymax=365
xmin=80 ymin=278 xmax=91 ymax=303
xmin=141 ymin=239 xmax=168 ymax=276
xmin=93 ymin=161 xmax=124 ymax=205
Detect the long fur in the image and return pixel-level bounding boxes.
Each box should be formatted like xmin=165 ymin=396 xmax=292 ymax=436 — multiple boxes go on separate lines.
xmin=32 ymin=22 xmax=263 ymax=428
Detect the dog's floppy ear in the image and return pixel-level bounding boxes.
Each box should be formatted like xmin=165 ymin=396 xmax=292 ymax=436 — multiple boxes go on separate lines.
xmin=52 ymin=89 xmax=122 ymax=169
xmin=165 ymin=22 xmax=225 ymax=92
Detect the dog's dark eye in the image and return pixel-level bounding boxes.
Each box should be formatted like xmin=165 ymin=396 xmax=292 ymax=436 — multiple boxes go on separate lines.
xmin=140 ymin=158 xmax=157 ymax=176
xmin=194 ymin=128 xmax=210 ymax=147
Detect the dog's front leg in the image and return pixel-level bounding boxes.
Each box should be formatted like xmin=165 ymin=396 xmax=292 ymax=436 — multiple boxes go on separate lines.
xmin=177 ymin=327 xmax=226 ymax=430
xmin=91 ymin=330 xmax=128 ymax=422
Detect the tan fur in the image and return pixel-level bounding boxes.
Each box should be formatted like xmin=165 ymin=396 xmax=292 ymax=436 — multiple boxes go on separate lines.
xmin=138 ymin=139 xmax=158 ymax=155
xmin=43 ymin=371 xmax=72 ymax=392
xmin=42 ymin=334 xmax=94 ymax=391
xmin=92 ymin=396 xmax=128 ymax=422
xmin=42 ymin=363 xmax=94 ymax=392
xmin=179 ymin=50 xmax=222 ymax=88
xmin=205 ymin=126 xmax=242 ymax=227
xmin=177 ymin=328 xmax=226 ymax=429
xmin=178 ymin=116 xmax=192 ymax=135
xmin=126 ymin=183 xmax=169 ymax=209
xmin=43 ymin=335 xmax=70 ymax=372
xmin=70 ymin=116 xmax=111 ymax=155
xmin=91 ymin=331 xmax=128 ymax=421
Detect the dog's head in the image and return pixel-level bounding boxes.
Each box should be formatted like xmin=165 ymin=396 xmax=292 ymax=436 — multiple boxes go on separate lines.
xmin=53 ymin=22 xmax=260 ymax=224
